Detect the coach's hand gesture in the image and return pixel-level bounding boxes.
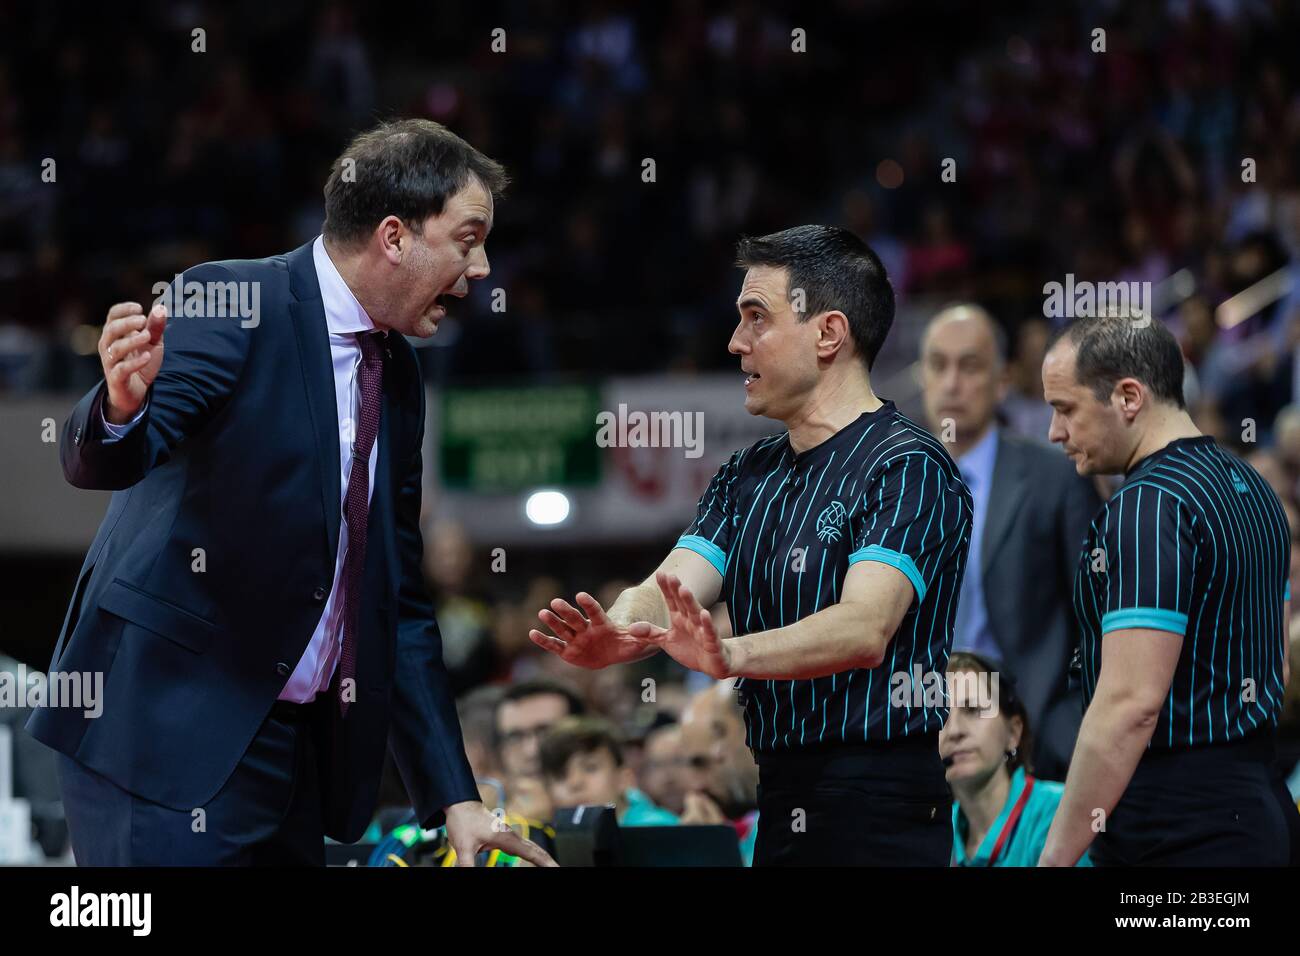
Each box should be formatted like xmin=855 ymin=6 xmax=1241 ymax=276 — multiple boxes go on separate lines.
xmin=100 ymin=301 xmax=166 ymax=424
xmin=444 ymin=801 xmax=557 ymax=867
xmin=628 ymin=572 xmax=736 ymax=679
xmin=528 ymin=592 xmax=653 ymax=669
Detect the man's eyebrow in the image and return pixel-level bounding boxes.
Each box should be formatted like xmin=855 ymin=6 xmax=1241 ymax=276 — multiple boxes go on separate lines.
xmin=736 ymin=295 xmax=770 ymax=311
xmin=459 ymin=214 xmax=491 ymax=231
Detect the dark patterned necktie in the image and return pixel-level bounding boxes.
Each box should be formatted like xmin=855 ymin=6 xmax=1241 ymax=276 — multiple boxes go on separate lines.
xmin=339 ymin=330 xmax=386 ymax=716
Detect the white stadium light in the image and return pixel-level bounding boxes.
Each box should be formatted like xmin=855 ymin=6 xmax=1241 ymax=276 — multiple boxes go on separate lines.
xmin=524 ymin=489 xmax=571 ymax=527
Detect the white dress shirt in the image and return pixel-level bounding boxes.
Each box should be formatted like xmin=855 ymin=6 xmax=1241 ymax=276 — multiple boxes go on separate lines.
xmin=101 ymin=235 xmax=381 ymax=703
xmin=279 ymin=236 xmax=381 ymax=701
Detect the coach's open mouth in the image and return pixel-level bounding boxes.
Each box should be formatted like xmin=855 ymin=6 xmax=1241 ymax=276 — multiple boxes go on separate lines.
xmin=744 ymin=370 xmax=761 ymax=387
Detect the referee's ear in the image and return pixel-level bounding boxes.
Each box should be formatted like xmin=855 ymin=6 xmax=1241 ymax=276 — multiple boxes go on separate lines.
xmin=815 ymin=310 xmax=853 ymax=362
xmin=1113 ymin=377 xmax=1146 ymax=422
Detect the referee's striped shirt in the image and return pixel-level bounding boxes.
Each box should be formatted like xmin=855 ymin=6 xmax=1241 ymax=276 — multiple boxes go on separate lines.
xmin=1073 ymin=435 xmax=1290 ymax=748
xmin=675 ymin=400 xmax=973 ymax=752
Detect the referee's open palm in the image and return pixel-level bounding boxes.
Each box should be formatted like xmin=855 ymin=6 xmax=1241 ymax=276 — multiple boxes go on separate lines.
xmin=528 ymin=592 xmax=650 ymax=669
xmin=628 ymin=572 xmax=734 ymax=680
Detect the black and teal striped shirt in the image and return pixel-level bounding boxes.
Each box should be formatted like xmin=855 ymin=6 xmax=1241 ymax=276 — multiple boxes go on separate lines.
xmin=675 ymin=400 xmax=973 ymax=752
xmin=1073 ymin=436 xmax=1290 ymax=748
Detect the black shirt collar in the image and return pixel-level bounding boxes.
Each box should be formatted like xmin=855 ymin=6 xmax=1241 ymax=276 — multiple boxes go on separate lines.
xmin=1126 ymin=434 xmax=1215 ymax=478
xmin=785 ymin=400 xmax=896 ymax=466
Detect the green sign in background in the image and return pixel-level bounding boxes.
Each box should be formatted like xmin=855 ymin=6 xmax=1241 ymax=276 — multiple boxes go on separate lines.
xmin=439 ymin=385 xmax=603 ymax=491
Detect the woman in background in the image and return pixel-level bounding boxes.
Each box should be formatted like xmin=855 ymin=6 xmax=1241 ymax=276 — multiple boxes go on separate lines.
xmin=940 ymin=652 xmax=1090 ymax=867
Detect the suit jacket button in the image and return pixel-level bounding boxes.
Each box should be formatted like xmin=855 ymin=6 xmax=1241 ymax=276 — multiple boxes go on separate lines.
xmin=312 ymin=586 xmax=326 ymax=602
xmin=276 ymin=662 xmax=291 ymax=677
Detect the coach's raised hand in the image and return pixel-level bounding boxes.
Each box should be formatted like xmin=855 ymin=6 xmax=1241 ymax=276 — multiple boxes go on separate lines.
xmin=100 ymin=301 xmax=166 ymax=424
xmin=627 ymin=573 xmax=736 ymax=680
xmin=528 ymin=591 xmax=660 ymax=668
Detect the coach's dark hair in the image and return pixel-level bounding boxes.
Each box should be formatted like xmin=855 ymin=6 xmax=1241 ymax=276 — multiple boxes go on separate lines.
xmin=734 ymin=225 xmax=895 ymax=370
xmin=539 ymin=716 xmax=625 ymax=780
xmin=947 ymin=652 xmax=1033 ymax=774
xmin=323 ymin=118 xmax=508 ymax=247
xmin=1046 ymin=313 xmax=1186 ymax=409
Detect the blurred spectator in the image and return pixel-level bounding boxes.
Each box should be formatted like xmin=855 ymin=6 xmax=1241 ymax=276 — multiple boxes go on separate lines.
xmin=494 ymin=678 xmax=585 ymax=778
xmin=638 ymin=722 xmax=686 ymax=816
xmin=540 ymin=716 xmax=677 ymax=825
xmin=940 ymin=652 xmax=1090 ymax=867
xmin=678 ymin=682 xmax=758 ymax=864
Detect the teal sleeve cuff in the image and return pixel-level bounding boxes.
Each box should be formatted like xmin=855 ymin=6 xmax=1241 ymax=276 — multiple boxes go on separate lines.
xmin=675 ymin=534 xmax=727 ymax=577
xmin=1286 ymin=582 xmax=1291 ymax=601
xmin=1101 ymin=607 xmax=1188 ymax=636
xmin=848 ymin=544 xmax=926 ymax=602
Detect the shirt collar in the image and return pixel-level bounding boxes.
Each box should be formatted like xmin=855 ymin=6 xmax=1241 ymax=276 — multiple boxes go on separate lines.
xmin=953 ymin=765 xmax=1027 ymax=866
xmin=788 ymin=400 xmax=896 ymax=465
xmin=312 ymin=235 xmax=377 ymax=336
xmin=1125 ymin=434 xmax=1215 ymax=478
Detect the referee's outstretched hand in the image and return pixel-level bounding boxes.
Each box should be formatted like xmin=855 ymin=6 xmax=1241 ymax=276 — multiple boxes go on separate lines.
xmin=627 ymin=573 xmax=735 ymax=680
xmin=528 ymin=592 xmax=653 ymax=669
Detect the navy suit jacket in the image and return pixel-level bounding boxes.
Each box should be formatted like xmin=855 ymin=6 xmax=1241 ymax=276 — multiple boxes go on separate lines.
xmin=26 ymin=241 xmax=478 ymax=842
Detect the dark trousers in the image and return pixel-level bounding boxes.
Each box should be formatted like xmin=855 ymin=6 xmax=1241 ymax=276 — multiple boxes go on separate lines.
xmin=1091 ymin=729 xmax=1300 ymax=867
xmin=753 ymin=733 xmax=952 ymax=866
xmin=57 ymin=698 xmax=327 ymax=866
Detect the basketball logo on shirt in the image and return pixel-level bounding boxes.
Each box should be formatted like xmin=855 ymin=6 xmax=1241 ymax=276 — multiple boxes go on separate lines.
xmin=816 ymin=501 xmax=847 ymax=543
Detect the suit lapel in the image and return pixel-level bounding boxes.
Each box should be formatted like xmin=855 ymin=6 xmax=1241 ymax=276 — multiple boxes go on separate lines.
xmin=288 ymin=244 xmax=342 ymax=561
xmin=981 ymin=431 xmax=1025 ymax=577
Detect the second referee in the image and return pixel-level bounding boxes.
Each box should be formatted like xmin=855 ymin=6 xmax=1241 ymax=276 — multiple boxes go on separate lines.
xmin=1038 ymin=313 xmax=1299 ymax=866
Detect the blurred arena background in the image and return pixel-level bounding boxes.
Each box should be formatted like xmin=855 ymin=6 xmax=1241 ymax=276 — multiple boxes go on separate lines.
xmin=1 ymin=0 xmax=1299 ymax=862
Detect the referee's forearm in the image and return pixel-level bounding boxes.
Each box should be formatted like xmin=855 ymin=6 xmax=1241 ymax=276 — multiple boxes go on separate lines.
xmin=607 ymin=582 xmax=671 ymax=631
xmin=1039 ymin=695 xmax=1157 ymax=865
xmin=726 ymin=603 xmax=887 ymax=680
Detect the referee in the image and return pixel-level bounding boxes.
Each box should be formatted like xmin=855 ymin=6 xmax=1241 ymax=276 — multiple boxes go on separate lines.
xmin=1038 ymin=313 xmax=1299 ymax=866
xmin=530 ymin=225 xmax=972 ymax=865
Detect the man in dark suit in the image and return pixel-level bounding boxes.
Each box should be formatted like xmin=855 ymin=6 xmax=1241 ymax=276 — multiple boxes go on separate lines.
xmin=920 ymin=305 xmax=1101 ymax=780
xmin=26 ymin=119 xmax=554 ymax=866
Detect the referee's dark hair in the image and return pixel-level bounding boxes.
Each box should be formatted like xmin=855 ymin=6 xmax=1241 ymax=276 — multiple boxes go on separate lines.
xmin=1046 ymin=312 xmax=1186 ymax=410
xmin=323 ymin=118 xmax=509 ymax=248
xmin=948 ymin=652 xmax=1034 ymax=773
xmin=735 ymin=225 xmax=896 ymax=370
